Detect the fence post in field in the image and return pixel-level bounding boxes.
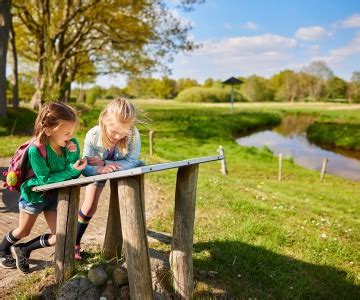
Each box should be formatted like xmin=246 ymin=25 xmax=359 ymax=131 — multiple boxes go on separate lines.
xmin=55 ymin=186 xmax=80 ymax=283
xmin=218 ymin=145 xmax=227 ymax=175
xmin=320 ymin=158 xmax=328 ymax=181
xmin=149 ymin=130 xmax=154 ymax=156
xmin=278 ymin=153 xmax=283 ymax=181
xmin=103 ymin=179 xmax=123 ymax=259
xmin=170 ymin=164 xmax=199 ymax=299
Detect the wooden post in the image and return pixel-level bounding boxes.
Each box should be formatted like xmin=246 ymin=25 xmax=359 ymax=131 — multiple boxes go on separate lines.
xmin=170 ymin=164 xmax=199 ymax=299
xmin=320 ymin=158 xmax=328 ymax=182
xmin=118 ymin=176 xmax=152 ymax=299
xmin=103 ymin=180 xmax=123 ymax=259
xmin=278 ymin=153 xmax=283 ymax=181
xmin=55 ymin=186 xmax=80 ymax=283
xmin=149 ymin=130 xmax=154 ymax=156
xmin=217 ymin=146 xmax=227 ymax=175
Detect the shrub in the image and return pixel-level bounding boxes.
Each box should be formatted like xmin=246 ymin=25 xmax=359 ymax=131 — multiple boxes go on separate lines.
xmin=176 ymin=87 xmax=244 ymax=103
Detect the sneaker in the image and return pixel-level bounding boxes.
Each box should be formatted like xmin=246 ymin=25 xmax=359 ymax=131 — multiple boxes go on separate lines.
xmin=11 ymin=245 xmax=30 ymax=274
xmin=74 ymin=244 xmax=82 ymax=260
xmin=0 ymin=250 xmax=16 ymax=269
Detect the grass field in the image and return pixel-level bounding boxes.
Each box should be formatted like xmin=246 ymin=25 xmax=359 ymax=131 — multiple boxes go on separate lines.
xmin=1 ymin=100 xmax=359 ymax=298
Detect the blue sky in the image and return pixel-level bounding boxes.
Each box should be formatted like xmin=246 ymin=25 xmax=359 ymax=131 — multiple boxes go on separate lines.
xmin=97 ymin=0 xmax=360 ymax=87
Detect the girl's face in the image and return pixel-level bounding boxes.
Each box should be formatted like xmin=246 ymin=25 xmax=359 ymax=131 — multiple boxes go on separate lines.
xmin=106 ymin=122 xmax=131 ymax=145
xmin=46 ymin=120 xmax=76 ymax=148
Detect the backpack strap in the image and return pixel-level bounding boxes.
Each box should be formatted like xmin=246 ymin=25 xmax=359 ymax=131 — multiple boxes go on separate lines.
xmin=32 ymin=140 xmax=47 ymax=159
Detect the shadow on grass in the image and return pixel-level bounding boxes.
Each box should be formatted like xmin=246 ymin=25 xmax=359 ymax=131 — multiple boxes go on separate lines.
xmin=193 ymin=240 xmax=359 ymax=299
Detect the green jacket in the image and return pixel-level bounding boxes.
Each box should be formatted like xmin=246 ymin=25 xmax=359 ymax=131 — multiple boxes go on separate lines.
xmin=20 ymin=138 xmax=81 ymax=204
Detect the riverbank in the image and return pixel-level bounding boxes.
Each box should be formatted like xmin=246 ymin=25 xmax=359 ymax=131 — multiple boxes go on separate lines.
xmin=307 ymin=122 xmax=360 ymax=151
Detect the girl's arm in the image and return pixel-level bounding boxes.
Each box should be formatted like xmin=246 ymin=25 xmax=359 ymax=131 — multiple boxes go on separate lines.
xmin=66 ymin=138 xmax=81 ymax=164
xmin=104 ymin=127 xmax=141 ymax=170
xmin=27 ymin=146 xmax=81 ymax=186
xmin=82 ymin=129 xmax=99 ymax=176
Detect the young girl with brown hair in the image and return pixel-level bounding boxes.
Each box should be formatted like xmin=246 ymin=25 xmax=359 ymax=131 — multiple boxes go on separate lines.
xmin=0 ymin=102 xmax=87 ymax=273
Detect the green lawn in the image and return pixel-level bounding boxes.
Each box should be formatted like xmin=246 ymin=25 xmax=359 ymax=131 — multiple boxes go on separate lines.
xmin=1 ymin=100 xmax=359 ymax=298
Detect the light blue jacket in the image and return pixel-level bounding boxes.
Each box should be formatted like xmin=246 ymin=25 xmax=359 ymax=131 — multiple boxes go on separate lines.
xmin=82 ymin=125 xmax=141 ymax=177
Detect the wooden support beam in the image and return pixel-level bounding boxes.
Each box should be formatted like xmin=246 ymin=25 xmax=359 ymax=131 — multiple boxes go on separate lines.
xmin=118 ymin=176 xmax=153 ymax=299
xmin=103 ymin=179 xmax=123 ymax=259
xmin=170 ymin=164 xmax=199 ymax=299
xmin=55 ymin=186 xmax=80 ymax=283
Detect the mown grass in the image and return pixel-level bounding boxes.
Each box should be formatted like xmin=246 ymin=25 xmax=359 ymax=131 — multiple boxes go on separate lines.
xmin=1 ymin=100 xmax=359 ymax=298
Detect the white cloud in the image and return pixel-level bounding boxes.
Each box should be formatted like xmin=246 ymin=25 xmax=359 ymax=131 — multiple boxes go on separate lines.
xmin=195 ymin=34 xmax=297 ymax=57
xmin=243 ymin=21 xmax=258 ymax=30
xmin=295 ymin=26 xmax=331 ymax=40
xmin=341 ymin=14 xmax=360 ymax=28
xmin=224 ymin=23 xmax=233 ymax=30
xmin=170 ymin=34 xmax=298 ymax=81
xmin=311 ymin=32 xmax=360 ymax=64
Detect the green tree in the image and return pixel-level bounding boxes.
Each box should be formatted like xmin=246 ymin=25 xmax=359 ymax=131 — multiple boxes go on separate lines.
xmin=12 ymin=0 xmax=201 ymax=105
xmin=86 ymin=85 xmax=105 ymax=105
xmin=241 ymin=75 xmax=274 ymax=102
xmin=347 ymin=71 xmax=360 ymax=103
xmin=325 ymin=76 xmax=347 ymax=99
xmin=105 ymin=85 xmax=123 ymax=100
xmin=177 ymin=78 xmax=198 ymax=92
xmin=203 ymin=78 xmax=214 ymax=88
xmin=124 ymin=77 xmax=157 ymax=99
xmin=152 ymin=76 xmax=177 ymax=99
xmin=270 ymin=70 xmax=305 ymax=101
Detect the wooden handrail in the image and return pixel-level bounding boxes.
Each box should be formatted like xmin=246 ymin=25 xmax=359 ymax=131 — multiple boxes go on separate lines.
xmin=33 ymin=155 xmax=223 ymax=192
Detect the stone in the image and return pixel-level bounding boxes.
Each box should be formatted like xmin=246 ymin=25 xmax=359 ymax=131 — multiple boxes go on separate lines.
xmin=56 ymin=276 xmax=101 ymax=300
xmin=88 ymin=267 xmax=108 ymax=287
xmin=105 ymin=264 xmax=116 ymax=278
xmin=149 ymin=248 xmax=172 ymax=299
xmin=120 ymin=285 xmax=130 ymax=299
xmin=113 ymin=268 xmax=128 ymax=286
xmin=100 ymin=280 xmax=116 ymax=300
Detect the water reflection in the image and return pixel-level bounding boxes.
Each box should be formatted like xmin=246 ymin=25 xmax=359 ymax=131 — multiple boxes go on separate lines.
xmin=236 ymin=115 xmax=360 ymax=181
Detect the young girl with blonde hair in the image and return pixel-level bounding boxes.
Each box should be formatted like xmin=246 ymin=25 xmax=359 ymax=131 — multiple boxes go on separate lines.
xmin=76 ymin=97 xmax=141 ymax=259
xmin=0 ymin=102 xmax=87 ymax=273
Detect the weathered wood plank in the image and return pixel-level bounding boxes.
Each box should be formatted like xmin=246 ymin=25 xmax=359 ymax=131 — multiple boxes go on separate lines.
xmin=55 ymin=186 xmax=80 ymax=283
xmin=118 ymin=176 xmax=153 ymax=299
xmin=103 ymin=179 xmax=123 ymax=259
xmin=170 ymin=164 xmax=199 ymax=299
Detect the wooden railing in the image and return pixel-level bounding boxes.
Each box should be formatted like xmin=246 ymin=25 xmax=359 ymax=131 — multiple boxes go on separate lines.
xmin=33 ymin=154 xmax=223 ymax=299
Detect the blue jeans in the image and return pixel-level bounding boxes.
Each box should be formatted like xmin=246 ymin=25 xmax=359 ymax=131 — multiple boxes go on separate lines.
xmin=19 ymin=190 xmax=59 ymax=215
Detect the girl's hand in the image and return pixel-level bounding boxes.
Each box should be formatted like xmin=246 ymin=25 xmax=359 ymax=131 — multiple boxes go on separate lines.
xmin=97 ymin=163 xmax=120 ymax=174
xmin=87 ymin=156 xmax=105 ymax=166
xmin=73 ymin=159 xmax=87 ymax=171
xmin=66 ymin=141 xmax=77 ymax=152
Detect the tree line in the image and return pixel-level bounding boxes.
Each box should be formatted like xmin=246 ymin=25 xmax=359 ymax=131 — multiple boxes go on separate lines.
xmin=6 ymin=60 xmax=360 ymax=104
xmin=0 ymin=0 xmax=202 ymax=117
xmin=77 ymin=61 xmax=360 ymax=103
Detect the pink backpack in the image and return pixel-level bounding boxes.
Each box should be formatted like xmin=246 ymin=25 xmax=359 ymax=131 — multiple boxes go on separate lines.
xmin=2 ymin=138 xmax=46 ymax=192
